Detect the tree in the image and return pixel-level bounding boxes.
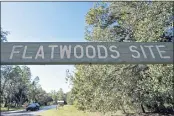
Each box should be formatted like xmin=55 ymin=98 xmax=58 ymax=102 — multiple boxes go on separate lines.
xmin=70 ymin=1 xmax=173 ymax=114
xmin=1 ymin=65 xmax=32 ymax=108
xmin=1 ymin=64 xmax=51 ymax=109
xmin=28 ymin=76 xmax=40 ymax=103
xmin=57 ymin=88 xmax=64 ymax=101
xmin=65 ymin=91 xmax=73 ymax=105
xmin=1 ymin=28 xmax=9 ymax=42
xmin=50 ymin=90 xmax=58 ymax=104
xmin=35 ymin=88 xmax=53 ymax=106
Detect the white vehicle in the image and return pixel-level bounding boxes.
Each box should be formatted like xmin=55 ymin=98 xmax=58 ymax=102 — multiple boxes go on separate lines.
xmin=26 ymin=103 xmax=40 ymax=111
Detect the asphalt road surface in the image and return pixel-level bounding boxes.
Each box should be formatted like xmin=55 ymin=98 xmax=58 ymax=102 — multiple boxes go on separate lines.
xmin=1 ymin=105 xmax=57 ymax=116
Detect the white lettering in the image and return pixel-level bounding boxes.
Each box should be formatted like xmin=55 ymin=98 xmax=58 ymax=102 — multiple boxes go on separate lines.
xmin=109 ymin=45 xmax=120 ymax=59
xmin=60 ymin=45 xmax=71 ymax=59
xmin=10 ymin=45 xmax=23 ymax=59
xmin=129 ymin=45 xmax=140 ymax=58
xmin=97 ymin=45 xmax=108 ymax=59
xmin=22 ymin=46 xmax=32 ymax=59
xmin=86 ymin=45 xmax=96 ymax=58
xmin=48 ymin=45 xmax=58 ymax=59
xmin=35 ymin=45 xmax=44 ymax=59
xmin=156 ymin=45 xmax=170 ymax=59
xmin=74 ymin=45 xmax=83 ymax=59
xmin=144 ymin=45 xmax=155 ymax=58
xmin=140 ymin=45 xmax=147 ymax=58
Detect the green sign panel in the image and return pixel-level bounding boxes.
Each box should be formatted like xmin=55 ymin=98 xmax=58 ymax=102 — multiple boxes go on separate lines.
xmin=1 ymin=42 xmax=173 ymax=65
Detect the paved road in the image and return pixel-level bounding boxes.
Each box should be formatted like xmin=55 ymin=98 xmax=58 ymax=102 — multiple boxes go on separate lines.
xmin=1 ymin=105 xmax=57 ymax=116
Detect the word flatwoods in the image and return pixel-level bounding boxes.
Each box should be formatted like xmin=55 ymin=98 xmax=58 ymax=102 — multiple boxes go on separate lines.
xmin=1 ymin=42 xmax=173 ymax=65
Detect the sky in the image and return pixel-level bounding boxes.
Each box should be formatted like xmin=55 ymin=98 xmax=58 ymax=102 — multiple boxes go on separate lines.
xmin=1 ymin=2 xmax=94 ymax=93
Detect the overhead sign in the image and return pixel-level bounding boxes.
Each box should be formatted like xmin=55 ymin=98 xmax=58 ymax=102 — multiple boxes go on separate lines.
xmin=1 ymin=42 xmax=173 ymax=65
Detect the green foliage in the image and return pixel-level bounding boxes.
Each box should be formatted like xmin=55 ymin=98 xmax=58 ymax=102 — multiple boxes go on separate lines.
xmin=70 ymin=1 xmax=174 ymax=114
xmin=1 ymin=27 xmax=9 ymax=42
xmin=50 ymin=90 xmax=58 ymax=104
xmin=57 ymin=88 xmax=64 ymax=101
xmin=49 ymin=88 xmax=66 ymax=105
xmin=66 ymin=91 xmax=74 ymax=105
xmin=1 ymin=65 xmax=52 ymax=109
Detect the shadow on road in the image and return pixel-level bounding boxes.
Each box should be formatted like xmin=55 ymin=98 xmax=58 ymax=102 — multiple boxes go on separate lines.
xmin=1 ymin=114 xmax=41 ymax=116
xmin=1 ymin=105 xmax=57 ymax=116
xmin=1 ymin=110 xmax=41 ymax=116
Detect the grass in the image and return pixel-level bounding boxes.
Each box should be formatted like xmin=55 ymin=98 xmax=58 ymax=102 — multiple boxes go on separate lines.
xmin=38 ymin=105 xmax=102 ymax=116
xmin=1 ymin=107 xmax=24 ymax=112
xmin=33 ymin=105 xmax=170 ymax=116
xmin=38 ymin=105 xmax=171 ymax=116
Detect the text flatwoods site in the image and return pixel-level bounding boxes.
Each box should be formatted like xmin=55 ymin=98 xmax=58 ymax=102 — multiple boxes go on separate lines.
xmin=1 ymin=42 xmax=173 ymax=64
xmin=10 ymin=44 xmax=171 ymax=59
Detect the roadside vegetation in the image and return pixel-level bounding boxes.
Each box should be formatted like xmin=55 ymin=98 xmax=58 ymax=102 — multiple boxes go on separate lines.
xmin=39 ymin=105 xmax=174 ymax=116
xmin=1 ymin=65 xmax=52 ymax=111
xmin=66 ymin=1 xmax=174 ymax=116
xmin=39 ymin=105 xmax=102 ymax=116
xmin=1 ymin=107 xmax=24 ymax=112
xmin=0 ymin=64 xmax=69 ymax=111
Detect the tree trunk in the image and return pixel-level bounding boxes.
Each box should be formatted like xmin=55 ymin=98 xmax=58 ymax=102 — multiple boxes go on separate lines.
xmin=7 ymin=97 xmax=10 ymax=111
xmin=119 ymin=101 xmax=126 ymax=113
xmin=15 ymin=98 xmax=19 ymax=107
xmin=7 ymin=105 xmax=9 ymax=111
xmin=19 ymin=93 xmax=23 ymax=107
xmin=141 ymin=103 xmax=145 ymax=113
xmin=1 ymin=79 xmax=8 ymax=95
xmin=154 ymin=102 xmax=160 ymax=112
xmin=4 ymin=98 xmax=7 ymax=107
xmin=122 ymin=105 xmax=126 ymax=113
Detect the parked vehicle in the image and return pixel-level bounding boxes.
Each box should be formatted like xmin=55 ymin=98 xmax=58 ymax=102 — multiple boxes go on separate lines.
xmin=26 ymin=103 xmax=40 ymax=111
